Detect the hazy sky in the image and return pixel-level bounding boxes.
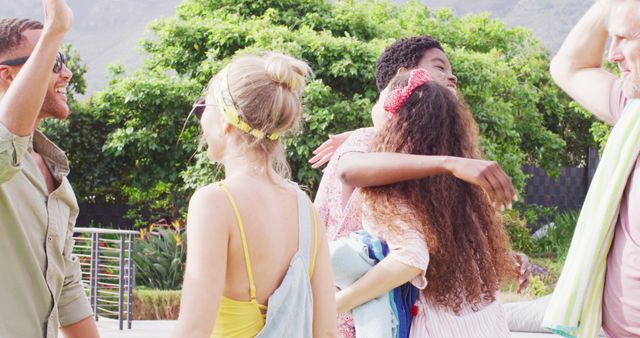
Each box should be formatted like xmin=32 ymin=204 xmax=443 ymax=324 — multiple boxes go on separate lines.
xmin=2 ymin=0 xmax=588 ymax=96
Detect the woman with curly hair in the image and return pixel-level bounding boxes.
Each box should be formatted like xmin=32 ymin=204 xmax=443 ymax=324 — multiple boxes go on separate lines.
xmin=335 ymin=69 xmax=514 ymax=337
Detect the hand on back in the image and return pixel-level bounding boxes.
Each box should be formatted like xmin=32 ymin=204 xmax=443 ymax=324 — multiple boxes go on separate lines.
xmin=309 ymin=131 xmax=353 ymax=169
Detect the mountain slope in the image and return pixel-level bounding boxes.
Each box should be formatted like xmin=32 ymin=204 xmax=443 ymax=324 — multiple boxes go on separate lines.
xmin=424 ymin=0 xmax=591 ymax=51
xmin=1 ymin=0 xmax=589 ymax=95
xmin=1 ymin=0 xmax=182 ymax=95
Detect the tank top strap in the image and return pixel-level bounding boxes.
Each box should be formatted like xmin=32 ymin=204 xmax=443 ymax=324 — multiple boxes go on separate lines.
xmin=215 ymin=182 xmax=258 ymax=302
xmin=291 ymin=183 xmax=318 ymax=277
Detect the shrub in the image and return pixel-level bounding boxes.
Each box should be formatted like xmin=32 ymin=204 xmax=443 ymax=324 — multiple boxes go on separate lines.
xmin=502 ymin=209 xmax=537 ymax=255
xmin=523 ymin=275 xmax=552 ymax=298
xmin=132 ymin=289 xmax=181 ymax=320
xmin=515 ymin=203 xmax=557 ymax=231
xmin=134 ymin=221 xmax=186 ymax=290
xmin=535 ymin=209 xmax=579 ymax=261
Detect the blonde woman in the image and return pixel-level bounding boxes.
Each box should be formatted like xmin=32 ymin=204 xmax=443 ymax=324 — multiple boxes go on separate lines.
xmin=172 ymin=53 xmax=337 ymax=338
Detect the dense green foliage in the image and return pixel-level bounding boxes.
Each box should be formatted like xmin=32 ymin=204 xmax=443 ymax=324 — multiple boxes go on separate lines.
xmin=502 ymin=208 xmax=579 ymax=299
xmin=505 ymin=207 xmax=579 ymax=261
xmin=134 ymin=224 xmax=186 ymax=289
xmin=46 ymin=0 xmax=596 ymax=226
xmin=535 ymin=210 xmax=580 ymax=261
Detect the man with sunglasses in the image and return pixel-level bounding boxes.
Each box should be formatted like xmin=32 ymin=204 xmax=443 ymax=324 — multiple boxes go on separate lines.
xmin=0 ymin=1 xmax=98 ymax=337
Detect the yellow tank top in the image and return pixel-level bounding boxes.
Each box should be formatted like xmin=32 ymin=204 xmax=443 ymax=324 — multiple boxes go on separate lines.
xmin=211 ymin=182 xmax=317 ymax=338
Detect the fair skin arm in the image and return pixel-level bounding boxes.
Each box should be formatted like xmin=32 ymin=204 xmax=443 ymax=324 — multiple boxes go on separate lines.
xmin=338 ymin=152 xmax=516 ymax=209
xmin=171 ymin=187 xmax=229 ymax=338
xmin=549 ymin=1 xmax=616 ymax=123
xmin=308 ymin=131 xmax=353 ymax=168
xmin=336 ymin=251 xmax=531 ymax=312
xmin=60 ymin=316 xmax=99 ymax=338
xmin=336 ymin=258 xmax=421 ymax=313
xmin=309 ymin=207 xmax=339 ymax=337
xmin=0 ymin=0 xmax=73 ymax=136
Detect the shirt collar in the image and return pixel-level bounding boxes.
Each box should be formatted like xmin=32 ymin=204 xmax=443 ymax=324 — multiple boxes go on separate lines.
xmin=31 ymin=130 xmax=70 ymax=177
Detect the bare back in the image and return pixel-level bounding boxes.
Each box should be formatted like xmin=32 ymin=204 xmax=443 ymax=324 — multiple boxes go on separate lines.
xmin=220 ymin=176 xmax=304 ymax=304
xmin=175 ymin=171 xmax=337 ymax=337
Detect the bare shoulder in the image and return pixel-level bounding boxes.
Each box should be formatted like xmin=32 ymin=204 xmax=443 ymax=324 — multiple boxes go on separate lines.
xmin=187 ymin=183 xmax=234 ymax=237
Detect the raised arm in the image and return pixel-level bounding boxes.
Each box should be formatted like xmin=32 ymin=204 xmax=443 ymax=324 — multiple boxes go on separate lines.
xmin=549 ymin=1 xmax=617 ymax=123
xmin=337 ymin=152 xmax=515 ymax=209
xmin=0 ymin=0 xmax=73 ymax=136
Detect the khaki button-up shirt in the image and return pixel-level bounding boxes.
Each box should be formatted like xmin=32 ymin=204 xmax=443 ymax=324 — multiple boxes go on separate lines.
xmin=0 ymin=123 xmax=93 ymax=338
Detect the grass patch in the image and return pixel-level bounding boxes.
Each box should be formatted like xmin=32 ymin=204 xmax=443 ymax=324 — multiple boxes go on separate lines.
xmin=500 ymin=207 xmax=578 ymax=303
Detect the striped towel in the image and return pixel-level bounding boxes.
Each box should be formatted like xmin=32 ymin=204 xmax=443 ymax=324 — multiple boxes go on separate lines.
xmin=542 ymin=99 xmax=640 ymax=337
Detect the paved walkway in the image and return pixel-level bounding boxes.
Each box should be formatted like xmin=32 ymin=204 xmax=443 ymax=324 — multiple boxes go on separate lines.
xmin=94 ymin=318 xmax=173 ymax=338
xmin=94 ymin=318 xmax=563 ymax=338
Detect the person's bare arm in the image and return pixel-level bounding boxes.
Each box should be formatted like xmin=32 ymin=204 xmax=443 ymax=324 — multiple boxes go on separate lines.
xmin=308 ymin=131 xmax=354 ymax=169
xmin=0 ymin=0 xmax=73 ymax=136
xmin=309 ymin=207 xmax=338 ymax=338
xmin=335 ymin=257 xmax=421 ymax=313
xmin=549 ymin=1 xmax=617 ymax=123
xmin=60 ymin=316 xmax=99 ymax=338
xmin=171 ymin=187 xmax=230 ymax=338
xmin=337 ymin=152 xmax=515 ymax=209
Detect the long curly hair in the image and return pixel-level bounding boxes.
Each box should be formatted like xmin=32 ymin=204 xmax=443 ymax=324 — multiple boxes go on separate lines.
xmin=361 ymin=73 xmax=513 ymax=314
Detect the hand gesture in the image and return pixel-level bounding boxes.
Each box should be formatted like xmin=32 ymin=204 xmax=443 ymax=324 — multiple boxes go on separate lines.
xmin=448 ymin=157 xmax=516 ymax=209
xmin=309 ymin=131 xmax=353 ymax=169
xmin=43 ymin=0 xmax=74 ymax=35
xmin=513 ymin=252 xmax=531 ymax=294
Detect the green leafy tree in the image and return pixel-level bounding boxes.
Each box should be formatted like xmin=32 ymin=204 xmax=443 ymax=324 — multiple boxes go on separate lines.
xmin=55 ymin=0 xmax=597 ymax=226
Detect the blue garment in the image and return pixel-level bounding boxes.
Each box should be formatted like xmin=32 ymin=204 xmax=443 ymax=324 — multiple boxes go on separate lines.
xmin=351 ymin=231 xmax=419 ymax=338
xmin=331 ymin=235 xmax=394 ymax=338
xmin=330 ymin=231 xmax=419 ymax=338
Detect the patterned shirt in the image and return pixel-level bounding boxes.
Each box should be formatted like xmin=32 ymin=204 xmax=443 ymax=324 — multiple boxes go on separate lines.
xmin=0 ymin=123 xmax=92 ymax=338
xmin=314 ymin=127 xmax=376 ymax=241
xmin=314 ymin=127 xmax=376 ymax=337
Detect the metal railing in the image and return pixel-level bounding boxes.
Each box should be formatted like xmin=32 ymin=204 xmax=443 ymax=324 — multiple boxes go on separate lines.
xmin=73 ymin=228 xmax=138 ymax=330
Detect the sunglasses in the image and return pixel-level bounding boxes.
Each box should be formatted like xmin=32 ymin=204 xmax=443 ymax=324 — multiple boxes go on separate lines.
xmin=189 ymin=97 xmax=217 ymax=120
xmin=0 ymin=51 xmax=67 ymax=74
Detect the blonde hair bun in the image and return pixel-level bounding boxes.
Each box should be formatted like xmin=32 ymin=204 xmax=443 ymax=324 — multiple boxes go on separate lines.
xmin=264 ymin=53 xmax=311 ymax=92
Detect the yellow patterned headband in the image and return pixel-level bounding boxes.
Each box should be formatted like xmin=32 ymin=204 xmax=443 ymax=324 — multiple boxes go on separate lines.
xmin=213 ymin=68 xmax=280 ymax=141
